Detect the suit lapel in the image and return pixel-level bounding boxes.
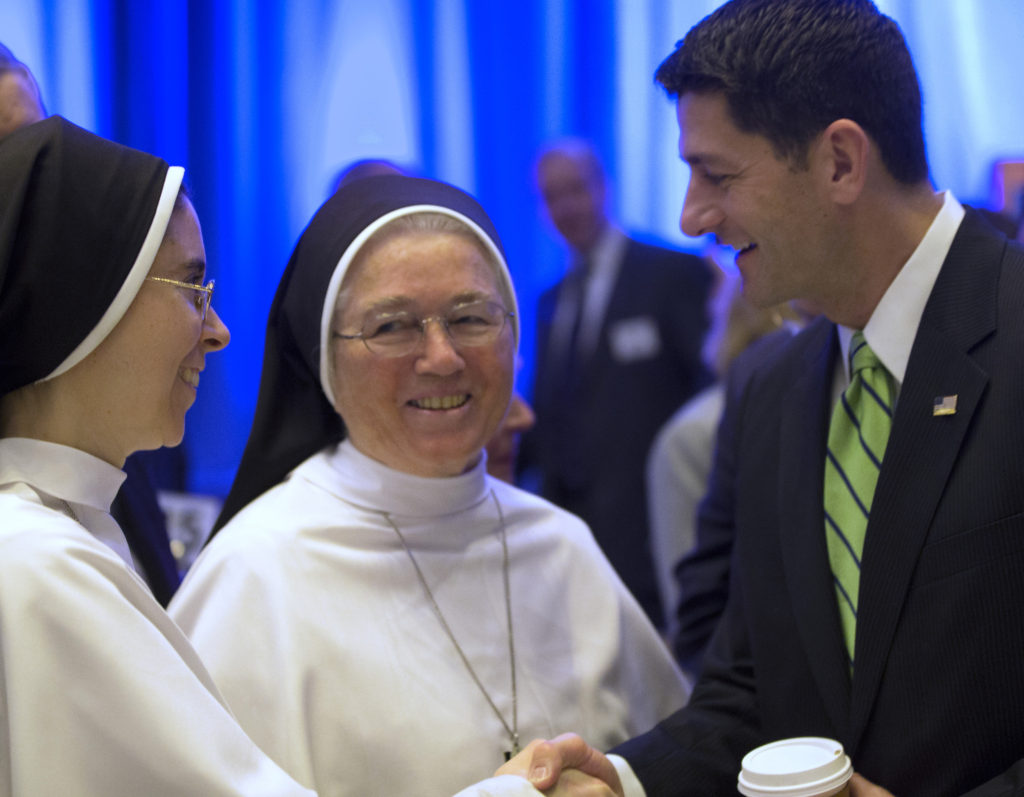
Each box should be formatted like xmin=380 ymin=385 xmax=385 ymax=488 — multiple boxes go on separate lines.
xmin=778 ymin=319 xmax=853 ymax=733
xmin=848 ymin=212 xmax=1002 ymax=749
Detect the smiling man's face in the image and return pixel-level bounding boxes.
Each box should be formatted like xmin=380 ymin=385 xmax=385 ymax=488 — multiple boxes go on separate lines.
xmin=676 ymin=91 xmax=835 ymax=310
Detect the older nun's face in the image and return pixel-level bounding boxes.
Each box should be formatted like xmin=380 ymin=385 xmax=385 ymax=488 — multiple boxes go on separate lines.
xmin=330 ymin=229 xmax=515 ymax=478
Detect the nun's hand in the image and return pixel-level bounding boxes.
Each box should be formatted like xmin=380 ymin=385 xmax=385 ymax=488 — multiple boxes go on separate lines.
xmin=496 ymin=734 xmax=624 ymax=796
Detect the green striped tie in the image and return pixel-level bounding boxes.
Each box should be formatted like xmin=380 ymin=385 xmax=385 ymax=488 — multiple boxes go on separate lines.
xmin=824 ymin=331 xmax=895 ymax=669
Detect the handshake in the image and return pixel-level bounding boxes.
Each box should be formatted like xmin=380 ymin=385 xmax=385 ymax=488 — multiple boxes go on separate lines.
xmin=495 ymin=734 xmax=624 ymax=796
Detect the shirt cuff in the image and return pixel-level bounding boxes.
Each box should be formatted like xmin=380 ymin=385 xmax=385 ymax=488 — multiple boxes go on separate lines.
xmin=609 ymin=753 xmax=647 ymax=797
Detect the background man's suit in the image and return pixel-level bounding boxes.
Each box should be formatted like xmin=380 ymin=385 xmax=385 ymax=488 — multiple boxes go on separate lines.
xmin=616 ymin=211 xmax=1024 ymax=795
xmin=528 ymin=237 xmax=712 ymax=628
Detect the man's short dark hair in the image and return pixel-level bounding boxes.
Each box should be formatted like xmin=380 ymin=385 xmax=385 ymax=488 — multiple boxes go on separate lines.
xmin=656 ymin=0 xmax=929 ymax=184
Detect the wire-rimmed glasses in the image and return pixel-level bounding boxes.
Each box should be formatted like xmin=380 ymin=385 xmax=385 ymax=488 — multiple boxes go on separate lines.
xmin=145 ymin=276 xmax=216 ymax=322
xmin=333 ymin=300 xmax=513 ymax=358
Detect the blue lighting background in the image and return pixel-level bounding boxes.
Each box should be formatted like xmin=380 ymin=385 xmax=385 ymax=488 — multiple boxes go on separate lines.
xmin=3 ymin=0 xmax=1021 ymax=496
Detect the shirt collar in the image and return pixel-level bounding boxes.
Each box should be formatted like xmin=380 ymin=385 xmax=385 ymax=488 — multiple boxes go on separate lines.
xmin=583 ymin=225 xmax=627 ymax=278
xmin=837 ymin=190 xmax=965 ymax=386
xmin=0 ymin=437 xmax=127 ymax=511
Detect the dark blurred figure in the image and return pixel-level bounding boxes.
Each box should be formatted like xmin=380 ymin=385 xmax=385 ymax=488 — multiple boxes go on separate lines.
xmin=0 ymin=41 xmax=181 ymax=605
xmin=0 ymin=43 xmax=45 ymax=137
xmin=485 ymin=391 xmax=535 ymax=483
xmin=525 ymin=138 xmax=714 ymax=628
xmin=331 ymin=158 xmax=406 ymax=193
xmin=975 ymin=207 xmax=1019 ymax=239
xmin=110 ymin=449 xmax=186 ymax=604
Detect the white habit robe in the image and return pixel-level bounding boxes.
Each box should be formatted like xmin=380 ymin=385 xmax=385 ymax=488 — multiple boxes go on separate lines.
xmin=172 ymin=440 xmax=689 ymax=797
xmin=0 ymin=437 xmax=317 ymax=796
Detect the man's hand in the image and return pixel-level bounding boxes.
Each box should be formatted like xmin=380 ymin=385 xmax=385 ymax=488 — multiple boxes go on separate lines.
xmin=848 ymin=772 xmax=896 ymax=796
xmin=496 ymin=733 xmax=624 ymax=796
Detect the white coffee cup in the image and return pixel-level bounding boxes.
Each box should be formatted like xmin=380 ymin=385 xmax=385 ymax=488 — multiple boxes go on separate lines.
xmin=737 ymin=737 xmax=853 ymax=797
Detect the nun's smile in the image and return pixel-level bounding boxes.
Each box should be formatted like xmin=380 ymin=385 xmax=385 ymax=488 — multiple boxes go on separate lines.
xmin=179 ymin=367 xmax=201 ymax=389
xmin=330 ymin=229 xmax=515 ymax=478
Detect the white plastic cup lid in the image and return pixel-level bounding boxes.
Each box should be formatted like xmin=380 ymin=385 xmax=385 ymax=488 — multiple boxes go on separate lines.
xmin=737 ymin=737 xmax=853 ymax=796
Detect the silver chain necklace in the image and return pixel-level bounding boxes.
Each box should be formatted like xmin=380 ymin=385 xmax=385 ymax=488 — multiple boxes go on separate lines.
xmin=382 ymin=488 xmax=520 ymax=761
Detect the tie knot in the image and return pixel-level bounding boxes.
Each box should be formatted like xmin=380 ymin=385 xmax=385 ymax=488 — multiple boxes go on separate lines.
xmin=849 ymin=331 xmax=883 ymax=377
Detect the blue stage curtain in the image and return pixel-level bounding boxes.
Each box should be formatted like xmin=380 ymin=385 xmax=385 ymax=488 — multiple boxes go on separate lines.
xmin=2 ymin=0 xmax=1021 ymax=495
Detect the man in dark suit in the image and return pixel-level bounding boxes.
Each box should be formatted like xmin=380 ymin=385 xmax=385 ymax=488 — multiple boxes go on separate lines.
xmin=514 ymin=1 xmax=1024 ymax=794
xmin=526 ymin=139 xmax=713 ymax=629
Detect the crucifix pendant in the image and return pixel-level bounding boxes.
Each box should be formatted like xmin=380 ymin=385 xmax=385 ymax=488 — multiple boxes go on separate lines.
xmin=503 ymin=737 xmax=522 ymax=762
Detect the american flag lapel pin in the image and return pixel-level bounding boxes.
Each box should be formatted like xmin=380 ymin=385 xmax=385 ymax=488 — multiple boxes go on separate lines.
xmin=933 ymin=395 xmax=958 ymax=416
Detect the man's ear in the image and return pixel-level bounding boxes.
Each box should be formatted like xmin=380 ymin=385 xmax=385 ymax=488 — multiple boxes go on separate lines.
xmin=813 ymin=119 xmax=869 ymax=205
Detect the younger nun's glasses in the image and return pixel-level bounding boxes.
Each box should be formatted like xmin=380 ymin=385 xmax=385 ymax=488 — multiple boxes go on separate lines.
xmin=333 ymin=300 xmax=513 ymax=358
xmin=145 ymin=276 xmax=216 ymax=322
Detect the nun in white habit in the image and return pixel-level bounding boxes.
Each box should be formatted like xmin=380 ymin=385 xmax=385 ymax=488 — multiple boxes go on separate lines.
xmin=170 ymin=175 xmax=690 ymax=797
xmin=0 ymin=116 xmax=316 ymax=795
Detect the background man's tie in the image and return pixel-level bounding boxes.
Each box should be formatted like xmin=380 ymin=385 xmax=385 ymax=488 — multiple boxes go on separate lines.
xmin=556 ymin=257 xmax=590 ymax=391
xmin=824 ymin=331 xmax=895 ymax=669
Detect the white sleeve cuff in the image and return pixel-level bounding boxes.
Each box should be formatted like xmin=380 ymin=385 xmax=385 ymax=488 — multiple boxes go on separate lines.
xmin=609 ymin=753 xmax=648 ymax=797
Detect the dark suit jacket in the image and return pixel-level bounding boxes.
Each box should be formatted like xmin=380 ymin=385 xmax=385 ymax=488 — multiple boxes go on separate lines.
xmin=616 ymin=211 xmax=1024 ymax=795
xmin=526 ymin=237 xmax=713 ymax=628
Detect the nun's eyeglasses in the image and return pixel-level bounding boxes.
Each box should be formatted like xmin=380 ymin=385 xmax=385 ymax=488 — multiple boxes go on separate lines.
xmin=145 ymin=276 xmax=216 ymax=322
xmin=333 ymin=300 xmax=513 ymax=358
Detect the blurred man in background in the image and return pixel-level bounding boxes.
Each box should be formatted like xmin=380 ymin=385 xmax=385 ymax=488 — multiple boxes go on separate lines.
xmin=524 ymin=139 xmax=713 ymax=629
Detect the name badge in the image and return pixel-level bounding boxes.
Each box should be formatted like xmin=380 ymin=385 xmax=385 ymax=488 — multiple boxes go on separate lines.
xmin=608 ymin=316 xmax=661 ymax=362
